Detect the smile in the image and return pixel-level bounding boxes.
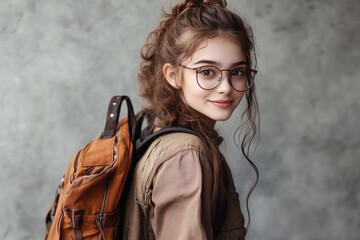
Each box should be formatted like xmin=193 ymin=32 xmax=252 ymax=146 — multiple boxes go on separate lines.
xmin=209 ymin=100 xmax=234 ymax=108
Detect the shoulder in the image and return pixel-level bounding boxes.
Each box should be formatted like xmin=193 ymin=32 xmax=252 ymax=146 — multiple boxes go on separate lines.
xmin=158 ymin=131 xmax=206 ymax=150
xmin=150 ymin=131 xmax=209 ymax=161
xmin=134 ymin=131 xmax=213 ymax=200
xmin=137 ymin=131 xmax=211 ymax=180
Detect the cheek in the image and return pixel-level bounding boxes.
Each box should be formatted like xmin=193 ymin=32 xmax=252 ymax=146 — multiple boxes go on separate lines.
xmin=181 ymin=71 xmax=195 ymax=88
xmin=180 ymin=71 xmax=201 ymax=97
xmin=183 ymin=83 xmax=209 ymax=101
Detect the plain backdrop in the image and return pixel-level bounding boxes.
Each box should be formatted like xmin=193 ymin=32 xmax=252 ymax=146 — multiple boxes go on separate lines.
xmin=1 ymin=0 xmax=359 ymax=239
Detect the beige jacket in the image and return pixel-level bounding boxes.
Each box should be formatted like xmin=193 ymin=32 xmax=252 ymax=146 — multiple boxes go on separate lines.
xmin=123 ymin=132 xmax=247 ymax=240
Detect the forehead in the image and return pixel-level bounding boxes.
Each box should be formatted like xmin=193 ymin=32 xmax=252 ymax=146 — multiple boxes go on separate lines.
xmin=182 ymin=36 xmax=246 ymax=67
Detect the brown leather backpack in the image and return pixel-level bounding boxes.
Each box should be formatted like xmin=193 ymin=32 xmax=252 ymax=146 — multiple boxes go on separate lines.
xmin=45 ymin=96 xmax=138 ymax=240
xmin=45 ymin=95 xmax=205 ymax=240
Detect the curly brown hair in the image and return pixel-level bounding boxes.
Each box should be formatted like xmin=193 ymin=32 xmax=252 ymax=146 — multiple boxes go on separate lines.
xmin=138 ymin=0 xmax=259 ymax=229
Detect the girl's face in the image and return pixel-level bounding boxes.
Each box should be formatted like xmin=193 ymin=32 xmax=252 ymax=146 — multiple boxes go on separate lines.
xmin=178 ymin=36 xmax=247 ymax=125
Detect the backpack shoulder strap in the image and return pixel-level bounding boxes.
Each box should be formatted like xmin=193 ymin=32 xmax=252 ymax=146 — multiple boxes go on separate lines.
xmin=135 ymin=126 xmax=204 ymax=158
xmin=100 ymin=96 xmax=136 ymax=140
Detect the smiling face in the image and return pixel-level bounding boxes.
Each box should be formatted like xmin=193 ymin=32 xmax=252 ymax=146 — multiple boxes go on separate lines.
xmin=165 ymin=36 xmax=247 ymax=125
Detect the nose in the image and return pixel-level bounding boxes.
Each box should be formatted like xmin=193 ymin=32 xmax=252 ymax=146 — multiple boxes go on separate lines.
xmin=216 ymin=72 xmax=232 ymax=94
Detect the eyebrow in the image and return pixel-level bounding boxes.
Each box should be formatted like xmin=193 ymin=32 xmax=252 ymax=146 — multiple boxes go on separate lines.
xmin=193 ymin=60 xmax=248 ymax=67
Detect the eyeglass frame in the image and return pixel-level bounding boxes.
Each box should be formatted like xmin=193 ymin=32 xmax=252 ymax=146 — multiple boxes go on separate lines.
xmin=180 ymin=64 xmax=257 ymax=92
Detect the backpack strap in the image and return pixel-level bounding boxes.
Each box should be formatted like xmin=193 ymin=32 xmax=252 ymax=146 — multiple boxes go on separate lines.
xmin=45 ymin=183 xmax=62 ymax=233
xmin=213 ymin=168 xmax=228 ymax=237
xmin=100 ymin=96 xmax=136 ymax=140
xmin=135 ymin=126 xmax=205 ymax=158
xmin=65 ymin=208 xmax=85 ymax=240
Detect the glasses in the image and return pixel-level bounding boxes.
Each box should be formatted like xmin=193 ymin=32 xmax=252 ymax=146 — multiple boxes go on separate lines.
xmin=181 ymin=65 xmax=257 ymax=92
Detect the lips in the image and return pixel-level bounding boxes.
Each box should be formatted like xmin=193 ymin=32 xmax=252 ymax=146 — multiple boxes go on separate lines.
xmin=209 ymin=100 xmax=234 ymax=108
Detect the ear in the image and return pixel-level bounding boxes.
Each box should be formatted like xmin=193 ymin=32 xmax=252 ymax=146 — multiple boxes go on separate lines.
xmin=163 ymin=63 xmax=181 ymax=89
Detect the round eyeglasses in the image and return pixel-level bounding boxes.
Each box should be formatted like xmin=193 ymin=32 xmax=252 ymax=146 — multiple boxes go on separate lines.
xmin=181 ymin=65 xmax=257 ymax=92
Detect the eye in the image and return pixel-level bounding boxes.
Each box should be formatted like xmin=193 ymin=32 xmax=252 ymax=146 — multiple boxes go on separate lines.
xmin=232 ymin=68 xmax=246 ymax=77
xmin=199 ymin=68 xmax=215 ymax=76
xmin=197 ymin=66 xmax=220 ymax=80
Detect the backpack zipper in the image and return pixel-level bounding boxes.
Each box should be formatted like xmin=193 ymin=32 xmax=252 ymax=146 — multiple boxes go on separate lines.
xmin=96 ymin=134 xmax=118 ymax=240
xmin=96 ymin=180 xmax=109 ymax=240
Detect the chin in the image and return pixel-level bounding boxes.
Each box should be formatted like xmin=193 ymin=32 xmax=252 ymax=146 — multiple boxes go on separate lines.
xmin=208 ymin=114 xmax=232 ymax=122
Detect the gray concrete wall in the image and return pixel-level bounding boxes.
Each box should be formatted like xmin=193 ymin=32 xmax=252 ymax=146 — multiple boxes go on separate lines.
xmin=1 ymin=0 xmax=359 ymax=239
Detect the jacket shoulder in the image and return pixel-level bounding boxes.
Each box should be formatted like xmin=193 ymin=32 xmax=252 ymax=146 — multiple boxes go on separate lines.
xmin=133 ymin=131 xmax=211 ymax=205
xmin=155 ymin=131 xmax=208 ymax=157
xmin=139 ymin=131 xmax=209 ymax=171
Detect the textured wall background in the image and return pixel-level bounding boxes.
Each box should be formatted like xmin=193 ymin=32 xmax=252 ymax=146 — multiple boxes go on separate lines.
xmin=1 ymin=0 xmax=359 ymax=239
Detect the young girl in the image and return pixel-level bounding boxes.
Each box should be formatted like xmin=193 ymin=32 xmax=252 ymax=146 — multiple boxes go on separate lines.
xmin=123 ymin=0 xmax=259 ymax=239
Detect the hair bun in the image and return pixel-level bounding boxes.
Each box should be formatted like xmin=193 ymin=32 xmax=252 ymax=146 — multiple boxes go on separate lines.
xmin=184 ymin=0 xmax=227 ymax=8
xmin=184 ymin=0 xmax=203 ymax=7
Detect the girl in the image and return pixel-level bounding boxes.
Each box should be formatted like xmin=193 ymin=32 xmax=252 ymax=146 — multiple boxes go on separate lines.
xmin=123 ymin=0 xmax=259 ymax=239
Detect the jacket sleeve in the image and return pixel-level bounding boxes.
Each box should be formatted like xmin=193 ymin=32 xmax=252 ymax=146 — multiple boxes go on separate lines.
xmin=150 ymin=150 xmax=213 ymax=240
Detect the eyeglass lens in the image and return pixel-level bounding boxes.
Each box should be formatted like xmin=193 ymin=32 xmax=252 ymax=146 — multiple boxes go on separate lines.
xmin=196 ymin=66 xmax=254 ymax=91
